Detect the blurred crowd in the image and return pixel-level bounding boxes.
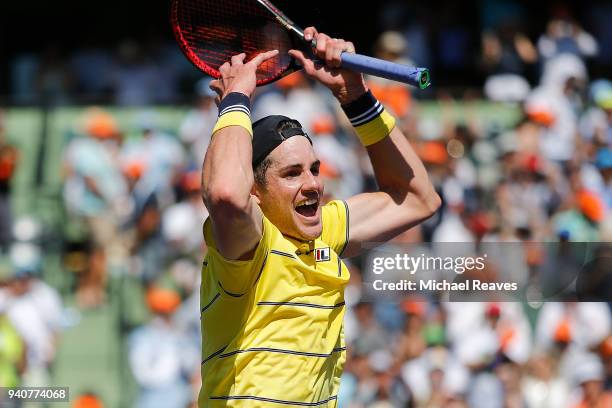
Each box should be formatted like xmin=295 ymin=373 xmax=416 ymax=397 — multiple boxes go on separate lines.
xmin=5 ymin=1 xmax=612 ymax=106
xmin=0 ymin=1 xmax=612 ymax=408
xmin=8 ymin=39 xmax=198 ymax=106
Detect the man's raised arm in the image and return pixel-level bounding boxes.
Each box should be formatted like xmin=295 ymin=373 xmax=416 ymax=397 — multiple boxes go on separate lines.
xmin=202 ymin=51 xmax=278 ymax=260
xmin=289 ymin=28 xmax=440 ymax=257
xmin=343 ymin=124 xmax=441 ymax=256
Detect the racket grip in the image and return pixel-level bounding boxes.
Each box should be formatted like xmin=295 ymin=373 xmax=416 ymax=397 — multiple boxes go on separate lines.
xmin=340 ymin=53 xmax=430 ymax=89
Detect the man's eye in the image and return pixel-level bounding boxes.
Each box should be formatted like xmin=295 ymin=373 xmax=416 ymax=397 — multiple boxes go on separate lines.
xmin=311 ymin=167 xmax=320 ymax=176
xmin=285 ymin=170 xmax=300 ymax=178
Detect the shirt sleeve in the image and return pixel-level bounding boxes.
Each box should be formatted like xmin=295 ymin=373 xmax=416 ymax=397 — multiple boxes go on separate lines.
xmin=203 ymin=216 xmax=272 ymax=297
xmin=320 ymin=200 xmax=350 ymax=257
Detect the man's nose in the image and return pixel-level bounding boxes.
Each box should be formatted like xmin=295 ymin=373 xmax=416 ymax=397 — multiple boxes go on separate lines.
xmin=302 ymin=171 xmax=320 ymax=192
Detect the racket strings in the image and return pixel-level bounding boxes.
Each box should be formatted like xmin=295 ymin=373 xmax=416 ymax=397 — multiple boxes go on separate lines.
xmin=173 ymin=0 xmax=295 ymax=84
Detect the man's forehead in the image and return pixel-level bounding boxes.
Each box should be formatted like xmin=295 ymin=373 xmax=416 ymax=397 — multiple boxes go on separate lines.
xmin=269 ymin=137 xmax=317 ymax=167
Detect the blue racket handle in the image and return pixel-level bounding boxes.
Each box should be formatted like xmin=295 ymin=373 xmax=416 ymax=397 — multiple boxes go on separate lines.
xmin=340 ymin=53 xmax=430 ymax=89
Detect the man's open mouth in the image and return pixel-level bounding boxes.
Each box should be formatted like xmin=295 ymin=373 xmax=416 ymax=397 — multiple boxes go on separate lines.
xmin=295 ymin=198 xmax=319 ymax=217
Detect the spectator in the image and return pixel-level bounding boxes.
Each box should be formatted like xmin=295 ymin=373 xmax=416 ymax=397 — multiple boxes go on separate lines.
xmin=36 ymin=45 xmax=74 ymax=105
xmin=120 ymin=111 xmax=185 ymax=210
xmin=73 ymin=393 xmax=105 ymax=408
xmin=310 ymin=113 xmax=364 ymax=200
xmin=1 ymin=252 xmax=63 ymax=388
xmin=128 ymin=286 xmax=199 ymax=408
xmin=523 ymin=353 xmax=571 ymax=408
xmin=579 ymin=80 xmax=612 ymax=146
xmin=525 ymin=54 xmax=587 ymax=165
xmin=495 ymin=357 xmax=526 ymax=408
xmin=0 ymin=258 xmax=26 ymax=390
xmin=0 ymin=110 xmax=18 ymax=250
xmin=570 ymin=353 xmax=612 ymax=408
xmin=63 ymin=108 xmax=131 ymax=246
xmin=161 ymin=170 xmax=208 ymax=257
xmin=537 ymin=10 xmax=599 ymax=62
xmin=552 ymin=189 xmax=606 ymax=242
xmin=352 ymin=302 xmax=389 ymax=356
xmin=129 ymin=198 xmax=167 ymax=285
xmin=74 ymin=243 xmax=108 ymax=309
xmin=113 ymin=41 xmax=161 ymax=106
xmin=179 ymin=77 xmax=218 ymax=166
xmin=252 ymin=72 xmax=331 ymax=134
xmin=70 ymin=47 xmax=116 ymax=100
xmin=481 ymin=22 xmax=537 ymax=78
xmin=535 ymin=303 xmax=611 ymax=370
xmin=0 ymin=311 xmax=25 ymax=389
xmin=480 ymin=19 xmax=536 ymax=102
xmin=368 ymin=31 xmax=414 ymax=119
xmin=401 ymin=344 xmax=470 ymax=406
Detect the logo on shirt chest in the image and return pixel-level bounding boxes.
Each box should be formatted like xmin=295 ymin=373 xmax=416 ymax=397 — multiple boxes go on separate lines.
xmin=315 ymin=247 xmax=331 ymax=262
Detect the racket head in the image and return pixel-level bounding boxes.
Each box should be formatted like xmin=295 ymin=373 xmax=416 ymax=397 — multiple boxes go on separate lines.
xmin=171 ymin=0 xmax=301 ymax=86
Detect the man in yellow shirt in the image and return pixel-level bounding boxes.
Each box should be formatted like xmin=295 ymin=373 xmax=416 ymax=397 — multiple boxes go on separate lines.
xmin=199 ymin=27 xmax=441 ymax=406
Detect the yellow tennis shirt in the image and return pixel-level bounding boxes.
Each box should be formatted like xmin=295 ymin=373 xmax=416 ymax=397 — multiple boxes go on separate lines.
xmin=198 ymin=200 xmax=350 ymax=407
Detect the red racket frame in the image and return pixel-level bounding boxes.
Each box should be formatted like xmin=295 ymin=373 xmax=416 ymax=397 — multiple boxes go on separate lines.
xmin=170 ymin=0 xmax=301 ymax=86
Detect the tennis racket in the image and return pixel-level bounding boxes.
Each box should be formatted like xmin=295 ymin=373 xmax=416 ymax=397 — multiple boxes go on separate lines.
xmin=171 ymin=0 xmax=431 ymax=89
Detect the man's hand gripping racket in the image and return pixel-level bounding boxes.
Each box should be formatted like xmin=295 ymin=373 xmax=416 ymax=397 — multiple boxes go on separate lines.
xmin=209 ymin=51 xmax=279 ymax=104
xmin=171 ymin=0 xmax=431 ymax=89
xmin=288 ymin=27 xmax=368 ymax=104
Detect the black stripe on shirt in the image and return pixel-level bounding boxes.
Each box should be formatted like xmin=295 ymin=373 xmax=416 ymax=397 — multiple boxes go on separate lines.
xmin=215 ymin=254 xmax=268 ymax=298
xmin=218 ymin=281 xmax=245 ymax=298
xmin=210 ymin=395 xmax=337 ymax=406
xmin=201 ymin=345 xmax=228 ymax=365
xmin=257 ymin=301 xmax=345 ymax=309
xmin=253 ymin=256 xmax=268 ymax=288
xmin=201 ymin=293 xmax=220 ymax=314
xmin=339 ymin=200 xmax=350 ymax=258
xmin=270 ymin=249 xmax=295 ymax=259
xmin=218 ymin=347 xmax=345 ymax=359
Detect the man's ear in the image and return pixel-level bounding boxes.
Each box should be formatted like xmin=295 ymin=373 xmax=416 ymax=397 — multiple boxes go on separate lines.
xmin=250 ymin=186 xmax=261 ymax=205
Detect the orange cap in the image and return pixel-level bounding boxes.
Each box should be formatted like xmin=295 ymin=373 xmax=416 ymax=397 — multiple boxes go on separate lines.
xmin=181 ymin=171 xmax=201 ymax=192
xmin=499 ymin=327 xmax=516 ymax=350
xmin=319 ymin=161 xmax=340 ymax=179
xmin=73 ymin=395 xmax=104 ymax=408
xmin=527 ymin=110 xmax=555 ymax=127
xmin=401 ymin=300 xmax=426 ymax=316
xmin=369 ymin=82 xmax=411 ymax=117
xmin=146 ymin=287 xmax=181 ymax=315
xmin=311 ymin=114 xmax=336 ymax=135
xmin=577 ymin=190 xmax=606 ymax=222
xmin=83 ymin=108 xmax=119 ymax=139
xmin=123 ymin=161 xmax=146 ymax=180
xmin=276 ymin=71 xmax=305 ymax=89
xmin=418 ymin=142 xmax=448 ymax=165
xmin=554 ymin=319 xmax=572 ymax=343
